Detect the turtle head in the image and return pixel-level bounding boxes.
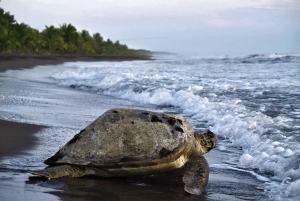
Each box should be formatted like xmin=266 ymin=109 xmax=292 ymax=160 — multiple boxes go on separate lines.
xmin=194 ymin=130 xmax=217 ymax=154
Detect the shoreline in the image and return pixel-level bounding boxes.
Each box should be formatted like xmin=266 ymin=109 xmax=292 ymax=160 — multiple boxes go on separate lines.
xmin=0 ymin=54 xmax=151 ymax=160
xmin=0 ymin=54 xmax=152 ymax=73
xmin=0 ymin=53 xmax=151 ymax=159
xmin=0 ymin=57 xmax=269 ymax=201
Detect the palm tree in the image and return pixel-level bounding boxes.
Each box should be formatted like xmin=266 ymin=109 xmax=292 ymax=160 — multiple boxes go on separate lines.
xmin=102 ymin=39 xmax=116 ymax=55
xmin=81 ymin=30 xmax=92 ymax=42
xmin=79 ymin=30 xmax=96 ymax=54
xmin=93 ymin=32 xmax=103 ymax=43
xmin=0 ymin=8 xmax=15 ymax=52
xmin=30 ymin=28 xmax=43 ymax=54
xmin=59 ymin=23 xmax=79 ymax=53
xmin=93 ymin=32 xmax=103 ymax=54
xmin=0 ymin=8 xmax=15 ymax=25
xmin=10 ymin=23 xmax=34 ymax=53
xmin=0 ymin=24 xmax=11 ymax=53
xmin=41 ymin=25 xmax=64 ymax=54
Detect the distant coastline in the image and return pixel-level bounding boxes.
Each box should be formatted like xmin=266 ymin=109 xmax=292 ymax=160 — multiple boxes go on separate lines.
xmin=0 ymin=8 xmax=152 ymax=58
xmin=0 ymin=54 xmax=152 ymax=73
xmin=1 ymin=7 xmax=154 ymax=74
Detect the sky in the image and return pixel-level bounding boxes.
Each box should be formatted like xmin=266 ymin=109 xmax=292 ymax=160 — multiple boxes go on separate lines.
xmin=1 ymin=0 xmax=300 ymax=55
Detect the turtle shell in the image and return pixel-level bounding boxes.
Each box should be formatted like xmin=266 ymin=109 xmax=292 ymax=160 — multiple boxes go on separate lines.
xmin=45 ymin=108 xmax=194 ymax=167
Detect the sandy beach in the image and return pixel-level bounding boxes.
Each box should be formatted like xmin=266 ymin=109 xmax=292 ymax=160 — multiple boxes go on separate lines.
xmin=0 ymin=54 xmax=152 ymax=73
xmin=0 ymin=55 xmax=268 ymax=201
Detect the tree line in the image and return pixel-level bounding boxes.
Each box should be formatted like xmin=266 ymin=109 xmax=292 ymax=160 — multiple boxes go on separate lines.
xmin=0 ymin=7 xmax=151 ymax=56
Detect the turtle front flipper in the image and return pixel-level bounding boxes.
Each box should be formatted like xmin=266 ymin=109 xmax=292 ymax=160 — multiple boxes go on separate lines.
xmin=183 ymin=154 xmax=209 ymax=195
xmin=30 ymin=165 xmax=86 ymax=179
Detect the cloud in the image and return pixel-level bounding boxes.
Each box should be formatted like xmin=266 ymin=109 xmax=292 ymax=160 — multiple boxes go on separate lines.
xmin=5 ymin=0 xmax=299 ymax=20
xmin=2 ymin=0 xmax=299 ymax=30
xmin=1 ymin=0 xmax=299 ymax=54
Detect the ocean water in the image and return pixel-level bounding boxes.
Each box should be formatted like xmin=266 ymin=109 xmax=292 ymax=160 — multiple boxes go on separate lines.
xmin=1 ymin=53 xmax=299 ymax=200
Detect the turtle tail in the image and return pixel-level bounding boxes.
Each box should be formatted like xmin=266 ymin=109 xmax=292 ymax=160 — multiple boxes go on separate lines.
xmin=30 ymin=165 xmax=86 ymax=179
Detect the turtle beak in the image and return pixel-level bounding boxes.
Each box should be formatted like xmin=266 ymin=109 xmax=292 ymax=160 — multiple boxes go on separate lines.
xmin=208 ymin=130 xmax=218 ymax=148
xmin=207 ymin=130 xmax=218 ymax=150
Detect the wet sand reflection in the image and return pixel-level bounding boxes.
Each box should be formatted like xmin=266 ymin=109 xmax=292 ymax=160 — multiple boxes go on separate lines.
xmin=27 ymin=173 xmax=208 ymax=201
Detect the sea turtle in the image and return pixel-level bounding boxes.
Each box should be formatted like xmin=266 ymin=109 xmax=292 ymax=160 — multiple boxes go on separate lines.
xmin=31 ymin=108 xmax=217 ymax=195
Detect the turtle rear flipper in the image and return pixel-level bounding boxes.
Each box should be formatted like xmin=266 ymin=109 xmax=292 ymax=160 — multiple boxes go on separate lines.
xmin=183 ymin=155 xmax=209 ymax=195
xmin=30 ymin=165 xmax=86 ymax=179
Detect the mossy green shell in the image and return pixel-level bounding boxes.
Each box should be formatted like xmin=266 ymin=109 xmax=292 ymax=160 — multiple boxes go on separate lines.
xmin=45 ymin=108 xmax=194 ymax=166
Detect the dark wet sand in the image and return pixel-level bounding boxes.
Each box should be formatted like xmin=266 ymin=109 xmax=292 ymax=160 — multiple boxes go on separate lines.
xmin=0 ymin=54 xmax=152 ymax=73
xmin=0 ymin=55 xmax=268 ymax=201
xmin=0 ymin=120 xmax=45 ymax=157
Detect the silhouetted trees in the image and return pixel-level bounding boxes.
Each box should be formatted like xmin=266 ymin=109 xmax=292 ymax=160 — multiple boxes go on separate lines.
xmin=0 ymin=7 xmax=151 ymax=56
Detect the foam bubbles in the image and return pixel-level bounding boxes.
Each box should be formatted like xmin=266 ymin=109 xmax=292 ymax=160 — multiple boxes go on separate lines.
xmin=283 ymin=149 xmax=294 ymax=157
xmin=285 ymin=179 xmax=300 ymax=197
xmin=239 ymin=154 xmax=254 ymax=166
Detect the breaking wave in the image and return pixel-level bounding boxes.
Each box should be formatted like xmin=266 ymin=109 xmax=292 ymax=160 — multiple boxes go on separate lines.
xmin=51 ymin=53 xmax=300 ymax=200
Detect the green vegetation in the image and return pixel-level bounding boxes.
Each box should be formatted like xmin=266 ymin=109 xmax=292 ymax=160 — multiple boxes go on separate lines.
xmin=0 ymin=7 xmax=151 ymax=56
